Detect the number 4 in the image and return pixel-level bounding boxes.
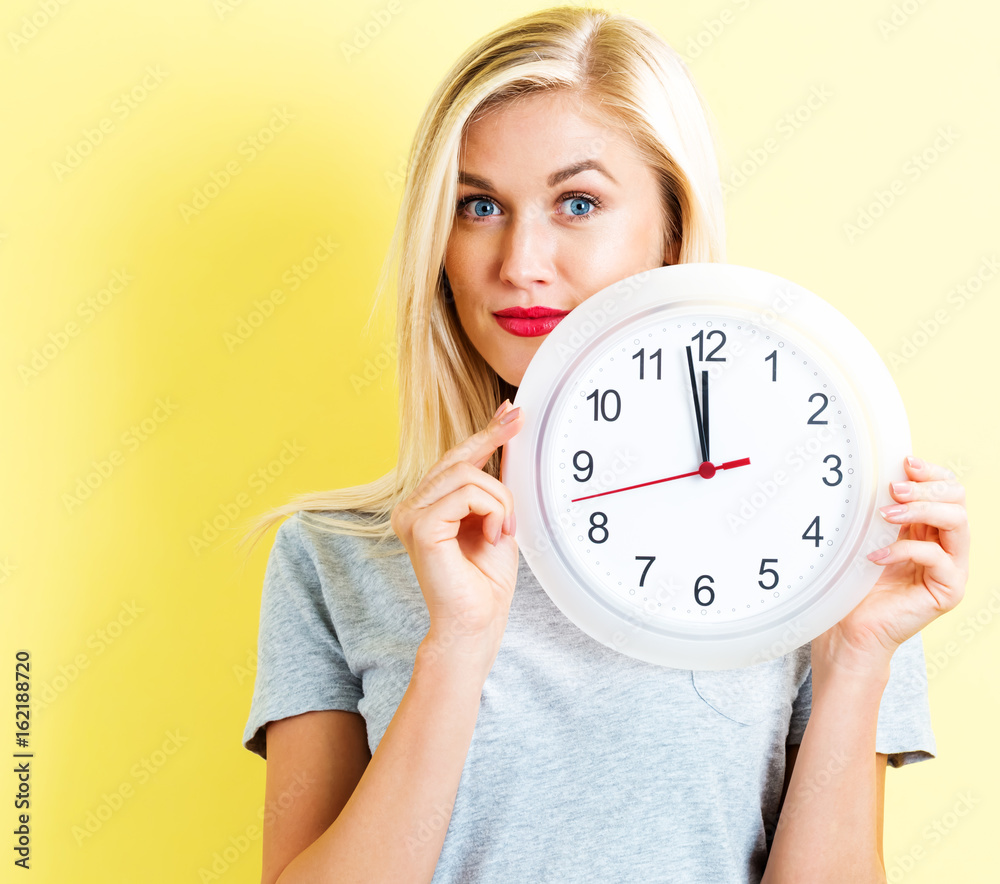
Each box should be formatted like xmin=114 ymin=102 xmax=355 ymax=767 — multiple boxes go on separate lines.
xmin=802 ymin=516 xmax=823 ymax=547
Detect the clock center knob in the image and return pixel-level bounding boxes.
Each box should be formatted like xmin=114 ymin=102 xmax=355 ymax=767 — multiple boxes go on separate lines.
xmin=698 ymin=461 xmax=717 ymax=479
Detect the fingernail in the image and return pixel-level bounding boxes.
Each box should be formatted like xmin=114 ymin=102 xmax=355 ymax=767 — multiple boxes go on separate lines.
xmin=868 ymin=546 xmax=891 ymax=561
xmin=499 ymin=406 xmax=521 ymax=426
xmin=493 ymin=523 xmax=502 ymax=545
xmin=511 ymin=511 xmax=517 ymax=535
xmin=890 ymin=481 xmax=911 ymax=496
xmin=880 ymin=504 xmax=907 ymax=518
xmin=493 ymin=399 xmax=510 ymax=420
xmin=906 ymin=455 xmax=923 ymax=469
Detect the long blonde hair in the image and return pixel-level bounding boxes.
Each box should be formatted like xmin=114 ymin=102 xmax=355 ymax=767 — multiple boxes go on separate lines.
xmin=236 ymin=4 xmax=727 ymax=563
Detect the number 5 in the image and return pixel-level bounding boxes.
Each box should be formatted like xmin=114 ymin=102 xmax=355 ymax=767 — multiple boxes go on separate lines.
xmin=758 ymin=558 xmax=779 ymax=590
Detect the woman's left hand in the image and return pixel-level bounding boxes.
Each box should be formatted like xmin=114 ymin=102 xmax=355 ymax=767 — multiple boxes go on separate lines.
xmin=813 ymin=455 xmax=970 ymax=676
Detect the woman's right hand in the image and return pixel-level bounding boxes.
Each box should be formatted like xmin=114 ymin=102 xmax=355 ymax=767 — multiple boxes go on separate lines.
xmin=390 ymin=399 xmax=524 ymax=674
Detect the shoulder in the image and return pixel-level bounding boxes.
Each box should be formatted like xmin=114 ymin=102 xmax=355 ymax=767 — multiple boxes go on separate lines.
xmin=294 ymin=507 xmax=384 ymax=536
xmin=289 ymin=508 xmax=406 ymax=575
xmin=281 ymin=508 xmax=372 ymax=549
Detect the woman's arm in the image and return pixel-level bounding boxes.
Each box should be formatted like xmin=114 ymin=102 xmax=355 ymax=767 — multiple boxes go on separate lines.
xmin=271 ymin=638 xmax=489 ymax=884
xmin=764 ymin=664 xmax=890 ymax=883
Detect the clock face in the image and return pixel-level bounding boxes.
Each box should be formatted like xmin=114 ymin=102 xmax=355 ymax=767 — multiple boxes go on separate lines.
xmin=502 ymin=264 xmax=910 ymax=669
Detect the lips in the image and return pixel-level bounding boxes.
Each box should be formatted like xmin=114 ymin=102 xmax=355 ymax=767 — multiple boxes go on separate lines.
xmin=494 ymin=306 xmax=570 ymax=319
xmin=493 ymin=306 xmax=570 ymax=338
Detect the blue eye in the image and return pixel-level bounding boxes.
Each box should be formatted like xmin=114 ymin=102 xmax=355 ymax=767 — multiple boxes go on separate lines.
xmin=562 ymin=196 xmax=594 ymax=216
xmin=458 ymin=197 xmax=500 ymax=219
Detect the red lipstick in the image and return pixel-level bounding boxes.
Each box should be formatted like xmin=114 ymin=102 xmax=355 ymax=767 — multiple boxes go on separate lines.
xmin=494 ymin=306 xmax=570 ymax=337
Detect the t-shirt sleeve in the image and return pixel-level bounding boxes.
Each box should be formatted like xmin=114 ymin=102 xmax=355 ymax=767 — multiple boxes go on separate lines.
xmin=242 ymin=513 xmax=364 ymax=760
xmin=786 ymin=631 xmax=936 ymax=768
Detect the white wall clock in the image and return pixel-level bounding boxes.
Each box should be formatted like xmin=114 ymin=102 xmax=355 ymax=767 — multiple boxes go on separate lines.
xmin=501 ymin=263 xmax=909 ymax=670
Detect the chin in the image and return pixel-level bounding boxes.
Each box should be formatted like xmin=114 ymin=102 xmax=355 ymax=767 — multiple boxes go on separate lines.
xmin=488 ymin=339 xmax=545 ymax=389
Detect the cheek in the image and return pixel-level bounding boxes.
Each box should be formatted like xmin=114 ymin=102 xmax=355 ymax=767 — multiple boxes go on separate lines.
xmin=449 ymin=287 xmax=492 ymax=350
xmin=568 ymin=215 xmax=664 ymax=278
xmin=444 ymin=241 xmax=481 ymax=306
xmin=444 ymin=225 xmax=484 ymax=276
xmin=561 ymin=234 xmax=636 ymax=283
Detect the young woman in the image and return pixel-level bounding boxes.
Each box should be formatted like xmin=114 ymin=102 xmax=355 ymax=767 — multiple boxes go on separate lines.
xmin=239 ymin=7 xmax=969 ymax=882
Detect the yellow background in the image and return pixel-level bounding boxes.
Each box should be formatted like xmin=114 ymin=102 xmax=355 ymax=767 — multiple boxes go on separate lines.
xmin=1 ymin=0 xmax=996 ymax=880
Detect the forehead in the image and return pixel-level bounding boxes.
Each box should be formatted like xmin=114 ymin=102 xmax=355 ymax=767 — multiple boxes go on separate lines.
xmin=459 ymin=89 xmax=641 ymax=180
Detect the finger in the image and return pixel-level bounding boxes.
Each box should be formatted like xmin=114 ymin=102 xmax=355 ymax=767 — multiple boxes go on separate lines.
xmin=879 ymin=500 xmax=969 ymax=532
xmin=412 ymin=484 xmax=509 ymax=547
xmin=889 ymin=478 xmax=965 ymax=505
xmin=902 ymin=455 xmax=959 ymax=483
xmin=867 ymin=539 xmax=965 ymax=611
xmin=424 ymin=402 xmax=524 ymax=486
xmin=412 ymin=461 xmax=516 ymax=532
xmin=879 ymin=496 xmax=970 ymax=565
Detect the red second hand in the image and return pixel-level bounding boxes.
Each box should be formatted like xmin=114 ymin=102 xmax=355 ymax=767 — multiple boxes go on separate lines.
xmin=570 ymin=457 xmax=751 ymax=503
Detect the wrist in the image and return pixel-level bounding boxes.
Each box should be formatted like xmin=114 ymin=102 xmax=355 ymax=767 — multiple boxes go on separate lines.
xmin=416 ymin=632 xmax=497 ymax=688
xmin=811 ymin=630 xmax=894 ymax=683
xmin=811 ymin=643 xmax=891 ymax=697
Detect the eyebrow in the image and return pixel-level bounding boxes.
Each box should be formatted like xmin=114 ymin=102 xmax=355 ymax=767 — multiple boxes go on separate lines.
xmin=457 ymin=159 xmax=618 ymax=191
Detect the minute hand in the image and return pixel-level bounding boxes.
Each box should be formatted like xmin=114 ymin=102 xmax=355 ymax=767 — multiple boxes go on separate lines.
xmin=570 ymin=458 xmax=751 ymax=503
xmin=685 ymin=346 xmax=709 ymax=463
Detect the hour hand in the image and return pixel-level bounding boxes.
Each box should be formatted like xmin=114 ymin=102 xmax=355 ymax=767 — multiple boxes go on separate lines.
xmin=685 ymin=346 xmax=708 ymax=464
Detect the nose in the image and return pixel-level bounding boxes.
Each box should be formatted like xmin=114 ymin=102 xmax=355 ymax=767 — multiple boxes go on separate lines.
xmin=498 ymin=207 xmax=557 ymax=291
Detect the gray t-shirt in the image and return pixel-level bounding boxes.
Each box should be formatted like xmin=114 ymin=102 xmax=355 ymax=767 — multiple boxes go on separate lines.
xmin=243 ymin=510 xmax=936 ymax=883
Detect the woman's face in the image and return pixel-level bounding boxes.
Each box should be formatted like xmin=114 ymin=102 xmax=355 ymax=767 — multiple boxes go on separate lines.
xmin=444 ymin=89 xmax=670 ymax=387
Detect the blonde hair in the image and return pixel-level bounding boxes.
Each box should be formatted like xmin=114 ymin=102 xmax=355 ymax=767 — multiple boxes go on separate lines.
xmin=236 ymin=4 xmax=727 ymax=563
